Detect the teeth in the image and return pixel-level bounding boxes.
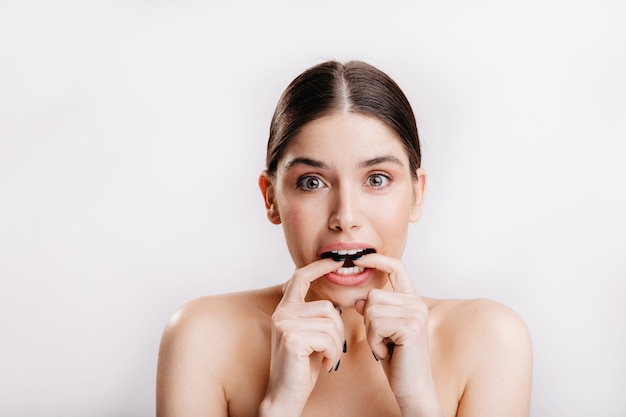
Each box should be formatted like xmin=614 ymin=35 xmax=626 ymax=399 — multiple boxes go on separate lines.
xmin=335 ymin=266 xmax=365 ymax=275
xmin=321 ymin=248 xmax=374 ymax=261
xmin=331 ymin=248 xmax=366 ymax=254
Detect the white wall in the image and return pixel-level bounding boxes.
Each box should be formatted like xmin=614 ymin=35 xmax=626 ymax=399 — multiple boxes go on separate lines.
xmin=1 ymin=1 xmax=624 ymax=416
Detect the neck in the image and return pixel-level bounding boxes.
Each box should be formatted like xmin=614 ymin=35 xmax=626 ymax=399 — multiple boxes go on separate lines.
xmin=340 ymin=307 xmax=368 ymax=346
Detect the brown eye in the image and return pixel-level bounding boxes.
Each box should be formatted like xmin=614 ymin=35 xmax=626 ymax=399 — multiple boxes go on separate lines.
xmin=367 ymin=173 xmax=389 ymax=188
xmin=297 ymin=176 xmax=324 ymax=190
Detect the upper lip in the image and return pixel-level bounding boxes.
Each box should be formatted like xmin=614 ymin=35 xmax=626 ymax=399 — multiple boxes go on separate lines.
xmin=318 ymin=242 xmax=377 ymax=258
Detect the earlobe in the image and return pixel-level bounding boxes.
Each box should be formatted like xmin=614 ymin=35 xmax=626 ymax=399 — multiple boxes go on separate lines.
xmin=409 ymin=168 xmax=427 ymax=223
xmin=258 ymin=171 xmax=281 ymax=225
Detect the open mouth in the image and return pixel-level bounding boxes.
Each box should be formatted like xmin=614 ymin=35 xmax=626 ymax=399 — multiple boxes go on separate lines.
xmin=320 ymin=248 xmax=376 ymax=266
xmin=321 ymin=248 xmax=377 ymax=279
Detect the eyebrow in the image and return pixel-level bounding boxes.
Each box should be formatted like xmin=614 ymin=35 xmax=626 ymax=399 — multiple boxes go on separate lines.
xmin=358 ymin=155 xmax=405 ymax=168
xmin=283 ymin=157 xmax=330 ymax=170
xmin=283 ymin=155 xmax=405 ymax=170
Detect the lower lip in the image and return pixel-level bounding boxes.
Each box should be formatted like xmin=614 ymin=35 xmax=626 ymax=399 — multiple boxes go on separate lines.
xmin=324 ymin=268 xmax=372 ymax=286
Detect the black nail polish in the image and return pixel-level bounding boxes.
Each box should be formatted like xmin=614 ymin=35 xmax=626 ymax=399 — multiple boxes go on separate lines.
xmin=334 ymin=359 xmax=341 ymax=371
xmin=372 ymin=351 xmax=379 ymax=361
xmin=343 ymin=340 xmax=347 ymax=353
xmin=350 ymin=248 xmax=377 ymax=260
xmin=321 ymin=248 xmax=377 ymax=263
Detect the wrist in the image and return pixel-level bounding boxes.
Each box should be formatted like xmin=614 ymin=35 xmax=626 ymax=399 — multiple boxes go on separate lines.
xmin=396 ymin=384 xmax=443 ymax=417
xmin=398 ymin=395 xmax=444 ymax=417
xmin=399 ymin=405 xmax=444 ymax=417
xmin=258 ymin=396 xmax=304 ymax=417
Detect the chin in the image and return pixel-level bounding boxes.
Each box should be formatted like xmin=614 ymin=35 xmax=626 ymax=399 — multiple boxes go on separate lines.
xmin=326 ymin=290 xmax=369 ymax=309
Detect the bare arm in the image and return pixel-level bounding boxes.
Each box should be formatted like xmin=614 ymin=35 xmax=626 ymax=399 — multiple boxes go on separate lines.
xmin=156 ymin=299 xmax=229 ymax=417
xmin=456 ymin=299 xmax=533 ymax=417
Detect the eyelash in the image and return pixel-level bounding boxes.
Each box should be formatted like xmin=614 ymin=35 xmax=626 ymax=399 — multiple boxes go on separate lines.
xmin=365 ymin=172 xmax=392 ymax=189
xmin=296 ymin=175 xmax=325 ymax=191
xmin=296 ymin=172 xmax=393 ymax=191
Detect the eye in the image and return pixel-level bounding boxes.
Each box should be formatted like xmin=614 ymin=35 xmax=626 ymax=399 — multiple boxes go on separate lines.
xmin=366 ymin=173 xmax=390 ymax=188
xmin=297 ymin=175 xmax=325 ymax=191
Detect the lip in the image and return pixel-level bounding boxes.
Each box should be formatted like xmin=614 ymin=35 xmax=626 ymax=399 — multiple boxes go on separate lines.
xmin=324 ymin=267 xmax=373 ymax=286
xmin=318 ymin=241 xmax=377 ymax=287
xmin=321 ymin=248 xmax=376 ymax=262
xmin=317 ymin=241 xmax=377 ymax=257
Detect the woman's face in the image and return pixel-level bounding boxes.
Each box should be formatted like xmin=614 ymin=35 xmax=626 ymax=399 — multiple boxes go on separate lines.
xmin=261 ymin=113 xmax=426 ymax=307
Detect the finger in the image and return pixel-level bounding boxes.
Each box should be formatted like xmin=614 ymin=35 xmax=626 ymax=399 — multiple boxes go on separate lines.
xmin=354 ymin=298 xmax=366 ymax=316
xmin=302 ymin=331 xmax=343 ymax=373
xmin=278 ymin=299 xmax=345 ymax=320
xmin=353 ymin=253 xmax=416 ymax=295
xmin=281 ymin=258 xmax=342 ymax=304
xmin=273 ymin=301 xmax=345 ymax=345
xmin=283 ymin=330 xmax=344 ymax=370
xmin=366 ymin=288 xmax=423 ymax=307
xmin=365 ymin=317 xmax=405 ymax=360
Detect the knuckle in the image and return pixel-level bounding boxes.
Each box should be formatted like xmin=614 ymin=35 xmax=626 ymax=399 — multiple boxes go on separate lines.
xmin=322 ymin=317 xmax=336 ymax=332
xmin=290 ymin=268 xmax=307 ymax=282
xmin=317 ymin=299 xmax=336 ymax=313
xmin=367 ymin=288 xmax=383 ymax=302
xmin=364 ymin=303 xmax=380 ymax=317
xmin=271 ymin=309 xmax=294 ymax=330
xmin=281 ymin=331 xmax=303 ymax=351
xmin=271 ymin=308 xmax=287 ymax=323
xmin=413 ymin=301 xmax=429 ymax=319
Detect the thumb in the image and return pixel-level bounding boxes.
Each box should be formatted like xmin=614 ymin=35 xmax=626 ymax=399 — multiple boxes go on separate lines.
xmin=354 ymin=299 xmax=366 ymax=316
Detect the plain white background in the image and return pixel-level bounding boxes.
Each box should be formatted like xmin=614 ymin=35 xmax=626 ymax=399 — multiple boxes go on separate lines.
xmin=1 ymin=1 xmax=624 ymax=416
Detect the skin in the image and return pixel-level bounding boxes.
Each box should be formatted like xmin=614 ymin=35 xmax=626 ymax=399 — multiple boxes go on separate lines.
xmin=156 ymin=113 xmax=533 ymax=417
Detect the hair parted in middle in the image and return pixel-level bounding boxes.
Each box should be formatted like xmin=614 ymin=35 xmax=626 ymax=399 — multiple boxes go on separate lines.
xmin=265 ymin=60 xmax=421 ymax=179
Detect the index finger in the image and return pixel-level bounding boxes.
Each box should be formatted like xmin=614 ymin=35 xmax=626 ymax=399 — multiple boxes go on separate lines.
xmin=353 ymin=253 xmax=417 ymax=295
xmin=280 ymin=258 xmax=342 ymax=304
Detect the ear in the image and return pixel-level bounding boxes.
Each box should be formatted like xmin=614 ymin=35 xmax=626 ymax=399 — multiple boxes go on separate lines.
xmin=258 ymin=171 xmax=281 ymax=225
xmin=409 ymin=168 xmax=427 ymax=223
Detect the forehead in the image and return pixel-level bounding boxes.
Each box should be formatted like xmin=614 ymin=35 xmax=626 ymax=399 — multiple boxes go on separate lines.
xmin=280 ymin=113 xmax=409 ymax=166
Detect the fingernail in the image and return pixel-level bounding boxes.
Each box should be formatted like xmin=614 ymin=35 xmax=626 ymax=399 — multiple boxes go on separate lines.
xmin=343 ymin=340 xmax=347 ymax=353
xmin=335 ymin=306 xmax=342 ymax=315
xmin=351 ymin=248 xmax=376 ymax=260
xmin=372 ymin=351 xmax=379 ymax=361
xmin=334 ymin=359 xmax=341 ymax=371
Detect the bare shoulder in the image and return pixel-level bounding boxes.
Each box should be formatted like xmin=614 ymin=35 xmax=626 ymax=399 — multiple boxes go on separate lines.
xmin=427 ymin=297 xmax=531 ymax=347
xmin=161 ymin=287 xmax=280 ymax=364
xmin=427 ymin=298 xmax=533 ymax=416
xmin=156 ymin=286 xmax=282 ymax=417
xmin=159 ymin=285 xmax=282 ymax=356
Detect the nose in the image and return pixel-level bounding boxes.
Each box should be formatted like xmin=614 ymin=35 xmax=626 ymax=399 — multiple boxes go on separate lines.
xmin=328 ymin=184 xmax=362 ymax=232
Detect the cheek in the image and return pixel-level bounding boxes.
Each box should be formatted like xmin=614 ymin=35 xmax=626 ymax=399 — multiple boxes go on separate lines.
xmin=279 ymin=204 xmax=324 ymax=263
xmin=367 ymin=194 xmax=413 ymax=251
xmin=281 ymin=204 xmax=319 ymax=233
xmin=368 ymin=192 xmax=413 ymax=225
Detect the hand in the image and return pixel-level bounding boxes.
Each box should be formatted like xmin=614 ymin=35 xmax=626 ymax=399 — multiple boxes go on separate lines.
xmin=260 ymin=258 xmax=345 ymax=417
xmin=353 ymin=254 xmax=442 ymax=416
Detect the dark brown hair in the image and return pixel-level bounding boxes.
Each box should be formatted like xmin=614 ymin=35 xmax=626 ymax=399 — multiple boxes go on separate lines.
xmin=266 ymin=60 xmax=421 ymax=178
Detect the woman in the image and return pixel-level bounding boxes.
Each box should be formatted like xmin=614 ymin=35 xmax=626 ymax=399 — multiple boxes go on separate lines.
xmin=156 ymin=60 xmax=532 ymax=417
